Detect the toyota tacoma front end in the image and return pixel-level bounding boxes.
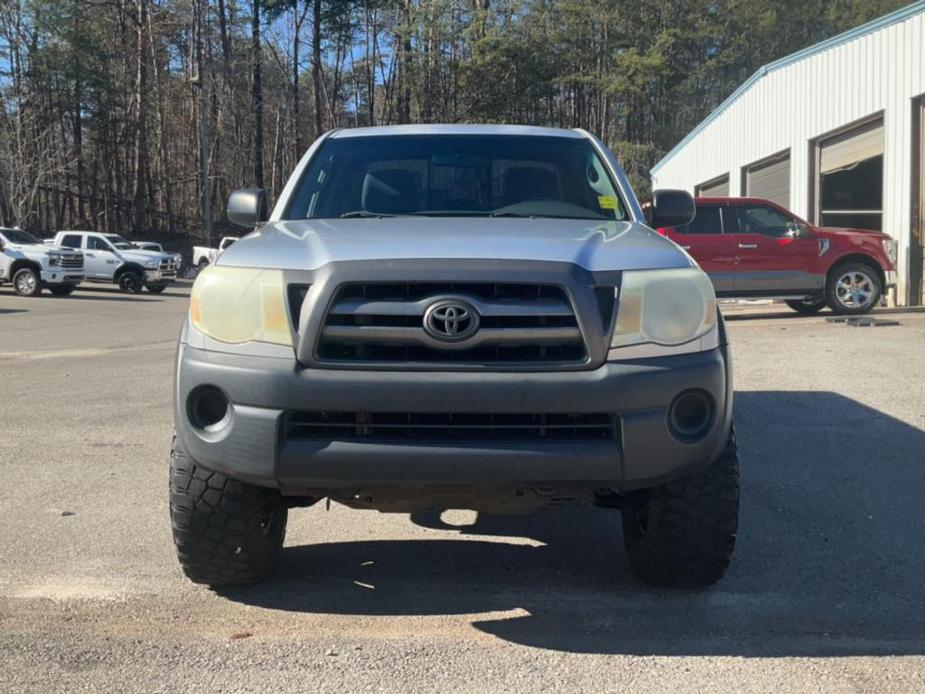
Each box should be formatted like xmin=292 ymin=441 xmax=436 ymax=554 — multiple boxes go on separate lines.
xmin=169 ymin=125 xmax=739 ymax=589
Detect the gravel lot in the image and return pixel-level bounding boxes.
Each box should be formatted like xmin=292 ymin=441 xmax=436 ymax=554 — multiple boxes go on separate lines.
xmin=2 ymin=282 xmax=925 ymax=693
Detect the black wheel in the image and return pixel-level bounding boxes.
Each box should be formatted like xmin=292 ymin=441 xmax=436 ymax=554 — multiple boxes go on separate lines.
xmin=169 ymin=436 xmax=287 ymax=587
xmin=118 ymin=271 xmax=144 ymax=294
xmin=622 ymin=427 xmax=739 ymax=588
xmin=50 ymin=284 xmax=77 ymax=297
xmin=146 ymin=284 xmax=167 ymax=294
xmin=12 ymin=267 xmax=42 ymax=297
xmin=785 ymin=298 xmax=825 ymax=314
xmin=825 ymin=262 xmax=882 ymax=315
xmin=197 ymin=259 xmax=209 ymax=270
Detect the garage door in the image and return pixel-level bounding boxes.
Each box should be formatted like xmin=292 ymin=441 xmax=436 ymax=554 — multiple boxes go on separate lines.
xmin=817 ymin=119 xmax=884 ymax=230
xmin=820 ymin=121 xmax=883 ymax=174
xmin=696 ymin=174 xmax=729 ymax=197
xmin=744 ymin=152 xmax=790 ymax=208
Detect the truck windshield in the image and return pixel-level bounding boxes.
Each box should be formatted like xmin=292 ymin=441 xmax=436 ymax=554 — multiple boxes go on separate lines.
xmin=3 ymin=229 xmax=40 ymax=244
xmin=284 ymin=135 xmax=627 ymax=221
xmin=105 ymin=235 xmax=135 ymax=250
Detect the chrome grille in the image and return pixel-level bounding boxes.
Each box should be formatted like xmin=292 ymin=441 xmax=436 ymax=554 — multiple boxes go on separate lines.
xmin=159 ymin=258 xmax=177 ymax=275
xmin=285 ymin=411 xmax=618 ymax=443
xmin=59 ymin=255 xmax=83 ymax=269
xmin=315 ymin=282 xmax=587 ymax=365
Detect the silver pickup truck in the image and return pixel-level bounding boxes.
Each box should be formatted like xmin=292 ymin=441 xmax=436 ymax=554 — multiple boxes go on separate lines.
xmin=169 ymin=125 xmax=738 ymax=589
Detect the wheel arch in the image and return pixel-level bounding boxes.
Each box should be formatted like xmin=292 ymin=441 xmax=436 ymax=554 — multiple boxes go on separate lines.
xmin=10 ymin=258 xmax=42 ymax=278
xmin=114 ymin=262 xmax=147 ymax=280
xmin=825 ymin=253 xmax=885 ymax=288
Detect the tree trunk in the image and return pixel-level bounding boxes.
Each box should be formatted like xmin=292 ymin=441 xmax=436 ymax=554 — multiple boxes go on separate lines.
xmin=311 ymin=0 xmax=323 ymax=138
xmin=132 ymin=0 xmax=148 ymax=236
xmin=251 ymin=0 xmax=265 ymax=188
xmin=193 ymin=0 xmax=212 ymax=243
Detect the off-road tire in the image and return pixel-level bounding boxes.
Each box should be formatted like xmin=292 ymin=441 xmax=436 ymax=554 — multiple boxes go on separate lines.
xmin=50 ymin=284 xmax=76 ymax=296
xmin=12 ymin=267 xmax=42 ymax=297
xmin=622 ymin=427 xmax=739 ymax=588
xmin=785 ymin=298 xmax=825 ymax=314
xmin=825 ymin=261 xmax=882 ymax=315
xmin=169 ymin=437 xmax=287 ymax=587
xmin=146 ymin=284 xmax=167 ymax=294
xmin=197 ymin=258 xmax=209 ymax=270
xmin=118 ymin=271 xmax=144 ymax=294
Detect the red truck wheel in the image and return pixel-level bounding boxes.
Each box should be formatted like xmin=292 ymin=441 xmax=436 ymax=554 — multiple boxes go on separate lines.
xmin=826 ymin=262 xmax=882 ymax=315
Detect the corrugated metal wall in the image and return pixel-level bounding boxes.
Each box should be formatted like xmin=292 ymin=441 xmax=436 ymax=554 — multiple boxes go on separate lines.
xmin=651 ymin=7 xmax=925 ymax=304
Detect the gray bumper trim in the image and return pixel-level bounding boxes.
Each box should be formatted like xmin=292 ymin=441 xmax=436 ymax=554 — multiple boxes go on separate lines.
xmin=174 ymin=340 xmax=732 ymax=493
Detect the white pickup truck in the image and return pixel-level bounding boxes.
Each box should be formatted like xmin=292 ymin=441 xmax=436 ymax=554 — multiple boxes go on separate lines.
xmin=192 ymin=236 xmax=238 ymax=269
xmin=48 ymin=230 xmax=177 ymax=294
xmin=1 ymin=227 xmax=85 ymax=296
xmin=133 ymin=241 xmax=184 ymax=275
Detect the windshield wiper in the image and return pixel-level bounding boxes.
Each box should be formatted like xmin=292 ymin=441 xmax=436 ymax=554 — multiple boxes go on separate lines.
xmin=339 ymin=210 xmax=397 ymax=218
xmin=489 ymin=211 xmax=535 ymax=218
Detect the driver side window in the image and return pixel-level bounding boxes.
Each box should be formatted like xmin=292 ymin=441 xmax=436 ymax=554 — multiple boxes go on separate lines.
xmin=737 ymin=205 xmax=793 ymax=238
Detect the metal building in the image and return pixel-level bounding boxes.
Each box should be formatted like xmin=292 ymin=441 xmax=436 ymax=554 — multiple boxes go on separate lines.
xmin=651 ymin=2 xmax=925 ymax=305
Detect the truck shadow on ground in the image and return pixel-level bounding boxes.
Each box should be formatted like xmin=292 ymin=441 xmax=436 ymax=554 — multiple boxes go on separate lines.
xmin=221 ymin=391 xmax=925 ymax=656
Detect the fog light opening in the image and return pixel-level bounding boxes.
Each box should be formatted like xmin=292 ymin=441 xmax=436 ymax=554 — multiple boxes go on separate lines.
xmin=188 ymin=386 xmax=231 ymax=433
xmin=668 ymin=389 xmax=714 ymax=442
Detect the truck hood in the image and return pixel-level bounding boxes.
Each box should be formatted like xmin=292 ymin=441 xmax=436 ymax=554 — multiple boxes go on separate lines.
xmin=118 ymin=249 xmax=172 ymax=264
xmin=6 ymin=242 xmax=81 ymax=257
xmin=217 ymin=218 xmax=693 ymax=273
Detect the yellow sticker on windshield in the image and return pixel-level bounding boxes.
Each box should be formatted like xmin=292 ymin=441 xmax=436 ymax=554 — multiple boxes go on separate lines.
xmin=598 ymin=195 xmax=617 ymax=210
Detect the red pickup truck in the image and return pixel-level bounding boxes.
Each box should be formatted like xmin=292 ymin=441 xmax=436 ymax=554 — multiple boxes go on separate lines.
xmin=654 ymin=197 xmax=897 ymax=315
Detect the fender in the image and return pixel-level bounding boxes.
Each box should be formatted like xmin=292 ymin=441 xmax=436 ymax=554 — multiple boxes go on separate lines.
xmin=113 ymin=261 xmax=148 ymax=280
xmin=824 ymin=251 xmax=886 ymax=287
xmin=8 ymin=258 xmax=42 ymax=281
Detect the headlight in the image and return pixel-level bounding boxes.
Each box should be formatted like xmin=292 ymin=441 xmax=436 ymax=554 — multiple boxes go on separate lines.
xmin=47 ymin=254 xmax=60 ymax=267
xmin=610 ymin=268 xmax=716 ymax=348
xmin=881 ymin=238 xmax=896 ymax=265
xmin=145 ymin=260 xmax=158 ymax=269
xmin=189 ymin=266 xmax=291 ymax=346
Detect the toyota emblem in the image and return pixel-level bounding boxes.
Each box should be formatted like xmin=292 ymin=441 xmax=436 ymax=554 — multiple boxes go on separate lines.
xmin=423 ymin=299 xmax=480 ymax=342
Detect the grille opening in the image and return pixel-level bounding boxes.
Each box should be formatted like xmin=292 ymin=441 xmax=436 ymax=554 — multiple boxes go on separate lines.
xmin=335 ymin=282 xmax=567 ymax=302
xmin=317 ymin=341 xmax=586 ymax=363
xmin=285 ymin=411 xmax=619 ymax=442
xmin=325 ymin=314 xmax=577 ymax=329
xmin=317 ymin=282 xmax=587 ymax=365
xmin=59 ymin=256 xmax=83 ymax=269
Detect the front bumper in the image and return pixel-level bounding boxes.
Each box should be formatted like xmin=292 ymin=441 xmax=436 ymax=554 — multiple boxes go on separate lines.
xmin=174 ymin=337 xmax=733 ymax=495
xmin=145 ymin=269 xmax=176 ymax=285
xmin=41 ymin=270 xmax=84 ymax=285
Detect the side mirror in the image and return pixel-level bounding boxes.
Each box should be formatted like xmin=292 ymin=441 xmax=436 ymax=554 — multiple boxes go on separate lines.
xmin=227 ymin=188 xmax=268 ymax=228
xmin=650 ymin=189 xmax=695 ymax=228
xmin=787 ymin=221 xmax=812 ymax=239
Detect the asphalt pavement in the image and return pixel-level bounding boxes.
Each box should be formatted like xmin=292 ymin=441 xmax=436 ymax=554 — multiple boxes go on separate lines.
xmin=2 ymin=282 xmax=925 ymax=693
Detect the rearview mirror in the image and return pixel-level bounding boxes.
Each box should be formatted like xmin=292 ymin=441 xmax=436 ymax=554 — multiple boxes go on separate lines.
xmin=649 ymin=189 xmax=695 ymax=228
xmin=227 ymin=188 xmax=268 ymax=228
